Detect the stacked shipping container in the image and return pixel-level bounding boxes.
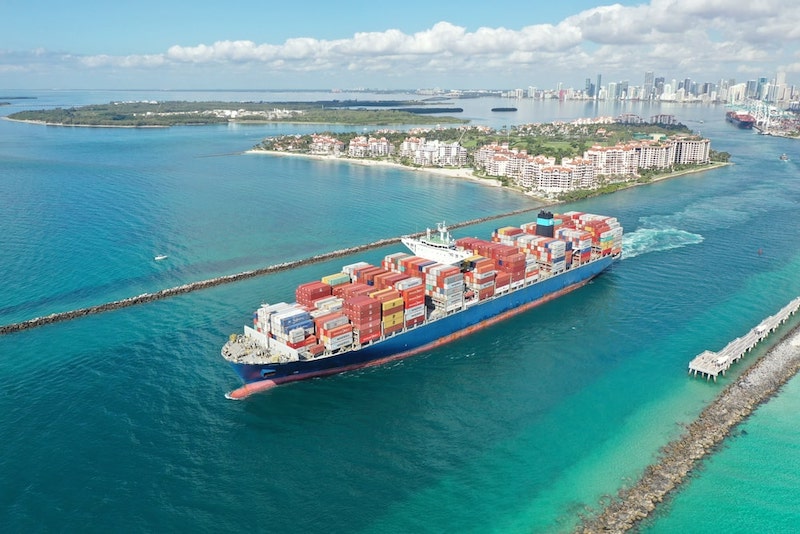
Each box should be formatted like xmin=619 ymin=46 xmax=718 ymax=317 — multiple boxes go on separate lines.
xmin=250 ymin=213 xmax=619 ymax=360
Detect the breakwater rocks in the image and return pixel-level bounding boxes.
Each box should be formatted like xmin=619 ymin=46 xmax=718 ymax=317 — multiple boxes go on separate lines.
xmin=576 ymin=322 xmax=800 ymax=533
xmin=0 ymin=207 xmax=542 ymax=336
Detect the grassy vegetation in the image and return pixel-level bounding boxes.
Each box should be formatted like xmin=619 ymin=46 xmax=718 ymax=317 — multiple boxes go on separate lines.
xmin=8 ymin=100 xmax=467 ymax=127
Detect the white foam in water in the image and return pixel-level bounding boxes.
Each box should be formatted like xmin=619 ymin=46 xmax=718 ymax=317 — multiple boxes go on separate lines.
xmin=621 ymin=227 xmax=704 ymax=259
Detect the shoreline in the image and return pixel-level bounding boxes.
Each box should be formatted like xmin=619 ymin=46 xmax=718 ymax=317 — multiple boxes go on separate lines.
xmin=245 ymin=148 xmax=514 ymax=190
xmin=2 ymin=117 xmax=169 ymax=129
xmin=576 ymin=314 xmax=800 ymax=533
xmin=246 ymin=148 xmax=730 ymax=202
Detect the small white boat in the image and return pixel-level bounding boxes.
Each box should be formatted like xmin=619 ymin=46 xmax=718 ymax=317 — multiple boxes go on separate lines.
xmin=154 ymin=255 xmax=168 ymax=261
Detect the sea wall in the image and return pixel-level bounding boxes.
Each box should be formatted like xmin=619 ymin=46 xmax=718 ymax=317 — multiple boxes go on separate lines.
xmin=0 ymin=208 xmax=543 ymax=336
xmin=576 ymin=322 xmax=800 ymax=533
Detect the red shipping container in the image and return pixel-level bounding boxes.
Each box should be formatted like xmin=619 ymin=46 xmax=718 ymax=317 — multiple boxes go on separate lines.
xmin=351 ymin=264 xmax=376 ymax=279
xmin=342 ymin=283 xmax=372 ymax=299
xmin=314 ymin=312 xmax=346 ymax=333
xmin=384 ymin=323 xmax=403 ymax=335
xmin=359 ymin=331 xmax=382 ymax=344
xmin=323 ymin=323 xmax=353 ymax=339
xmin=478 ymin=287 xmax=495 ymax=300
xmin=405 ymin=316 xmax=425 ymax=327
xmin=307 ymin=343 xmax=325 ymax=356
xmin=495 ymin=271 xmax=511 ymax=287
xmin=382 ymin=304 xmax=404 ymax=317
xmin=288 ymin=335 xmax=317 ymax=349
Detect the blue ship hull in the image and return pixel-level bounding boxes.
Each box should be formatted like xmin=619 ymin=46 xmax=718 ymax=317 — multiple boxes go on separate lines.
xmin=227 ymin=255 xmax=615 ymax=393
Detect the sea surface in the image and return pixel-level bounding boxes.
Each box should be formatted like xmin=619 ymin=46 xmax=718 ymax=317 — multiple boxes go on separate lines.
xmin=1 ymin=90 xmax=799 ymax=533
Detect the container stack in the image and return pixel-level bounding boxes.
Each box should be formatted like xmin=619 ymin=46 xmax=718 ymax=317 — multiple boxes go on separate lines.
xmin=579 ymin=215 xmax=623 ymax=257
xmin=295 ymin=281 xmax=332 ymax=308
xmin=341 ymin=261 xmax=371 ymax=280
xmin=372 ymin=271 xmax=409 ymax=291
xmin=254 ymin=302 xmax=293 ymax=333
xmin=401 ymin=256 xmax=436 ymax=279
xmin=382 ymin=252 xmax=410 ymax=273
xmin=424 ymin=263 xmax=464 ymax=312
xmin=343 ymin=295 xmax=382 ymax=344
xmin=320 ymin=321 xmax=353 ymax=351
xmin=496 ymin=249 xmax=527 ymax=285
xmin=556 ymin=228 xmax=593 ymax=265
xmin=370 ymin=288 xmax=405 ymax=335
xmin=340 ymin=282 xmax=372 ymax=299
xmin=353 ymin=265 xmax=389 ymax=286
xmin=321 ymin=272 xmax=351 ymax=296
xmin=464 ymin=256 xmax=496 ymax=300
xmin=492 ymin=226 xmax=524 ymax=246
xmin=270 ymin=305 xmax=314 ymax=346
xmin=396 ymin=277 xmax=425 ymax=327
xmin=311 ymin=295 xmax=344 ymax=313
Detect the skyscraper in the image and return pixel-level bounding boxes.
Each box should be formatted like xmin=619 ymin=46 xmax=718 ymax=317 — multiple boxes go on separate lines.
xmin=596 ymin=74 xmax=602 ymax=100
xmin=643 ymin=71 xmax=654 ymax=100
xmin=654 ymin=77 xmax=665 ymax=97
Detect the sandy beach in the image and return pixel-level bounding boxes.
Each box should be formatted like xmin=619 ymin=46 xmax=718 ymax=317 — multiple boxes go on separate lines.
xmin=246 ymin=149 xmax=505 ymax=188
xmin=246 ymin=148 xmax=729 ymax=203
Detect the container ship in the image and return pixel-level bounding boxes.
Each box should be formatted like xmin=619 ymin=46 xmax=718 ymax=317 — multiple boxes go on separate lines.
xmin=222 ymin=211 xmax=622 ymax=398
xmin=726 ymin=110 xmax=756 ymax=129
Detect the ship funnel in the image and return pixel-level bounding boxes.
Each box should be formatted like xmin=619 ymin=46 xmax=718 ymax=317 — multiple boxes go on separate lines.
xmin=535 ymin=210 xmax=555 ymax=238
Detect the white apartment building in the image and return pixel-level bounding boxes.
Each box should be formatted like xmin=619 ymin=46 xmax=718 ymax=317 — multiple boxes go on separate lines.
xmin=584 ymin=145 xmax=640 ymax=176
xmin=520 ymin=155 xmax=556 ymax=189
xmin=310 ymin=134 xmax=345 ymax=155
xmin=399 ymin=137 xmax=467 ymax=167
xmin=347 ymin=136 xmax=392 ymax=158
xmin=671 ymin=136 xmax=710 ymax=164
xmin=634 ymin=142 xmax=675 ymax=170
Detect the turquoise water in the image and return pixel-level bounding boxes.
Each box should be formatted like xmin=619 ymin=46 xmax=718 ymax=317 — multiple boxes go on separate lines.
xmin=1 ymin=91 xmax=799 ymax=533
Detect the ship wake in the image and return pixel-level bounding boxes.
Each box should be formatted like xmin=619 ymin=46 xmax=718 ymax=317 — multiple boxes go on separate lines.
xmin=621 ymin=227 xmax=703 ymax=259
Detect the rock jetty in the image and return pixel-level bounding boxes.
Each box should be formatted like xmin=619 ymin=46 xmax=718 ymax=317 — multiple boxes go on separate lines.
xmin=0 ymin=207 xmax=542 ymax=335
xmin=576 ymin=322 xmax=800 ymax=533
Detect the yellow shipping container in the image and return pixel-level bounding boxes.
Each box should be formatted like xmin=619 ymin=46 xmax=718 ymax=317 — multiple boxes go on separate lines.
xmin=382 ymin=297 xmax=404 ymax=311
xmin=322 ymin=273 xmax=350 ymax=285
xmin=382 ymin=312 xmax=404 ymax=326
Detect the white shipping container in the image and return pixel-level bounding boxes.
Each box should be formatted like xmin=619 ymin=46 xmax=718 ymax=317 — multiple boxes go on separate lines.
xmin=325 ymin=333 xmax=354 ymax=350
xmin=443 ymin=274 xmax=464 ymax=285
xmin=315 ymin=296 xmax=343 ymax=312
xmin=288 ymin=327 xmax=305 ymax=343
xmin=341 ymin=261 xmax=371 ymax=277
xmin=445 ymin=300 xmax=464 ymax=312
xmin=321 ymin=315 xmax=350 ymax=330
xmin=404 ymin=304 xmax=425 ymax=320
xmin=395 ymin=277 xmax=423 ymax=290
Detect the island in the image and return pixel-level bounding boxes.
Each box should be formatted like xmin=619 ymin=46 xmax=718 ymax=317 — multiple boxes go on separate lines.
xmin=6 ymin=99 xmax=730 ymax=202
xmin=5 ymin=100 xmax=467 ymax=127
xmin=249 ymin=115 xmax=730 ymax=202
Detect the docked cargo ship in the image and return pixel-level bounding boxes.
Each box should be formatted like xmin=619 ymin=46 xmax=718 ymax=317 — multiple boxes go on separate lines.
xmin=726 ymin=110 xmax=755 ymax=129
xmin=222 ymin=211 xmax=622 ymax=398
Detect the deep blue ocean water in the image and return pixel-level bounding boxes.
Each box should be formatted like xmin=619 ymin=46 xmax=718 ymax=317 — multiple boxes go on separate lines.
xmin=1 ymin=91 xmax=799 ymax=533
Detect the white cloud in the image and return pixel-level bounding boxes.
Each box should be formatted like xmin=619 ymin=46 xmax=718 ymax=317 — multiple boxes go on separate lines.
xmin=4 ymin=0 xmax=799 ymax=88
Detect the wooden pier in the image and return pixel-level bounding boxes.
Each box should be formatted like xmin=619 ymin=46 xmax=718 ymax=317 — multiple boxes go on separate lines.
xmin=689 ymin=296 xmax=800 ymax=381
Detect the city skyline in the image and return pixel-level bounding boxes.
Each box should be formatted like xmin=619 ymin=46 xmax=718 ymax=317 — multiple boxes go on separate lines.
xmin=2 ymin=0 xmax=799 ymax=91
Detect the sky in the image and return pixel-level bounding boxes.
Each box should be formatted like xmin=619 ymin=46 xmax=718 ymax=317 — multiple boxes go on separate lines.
xmin=1 ymin=0 xmax=798 ymax=91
